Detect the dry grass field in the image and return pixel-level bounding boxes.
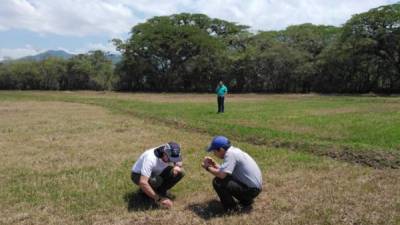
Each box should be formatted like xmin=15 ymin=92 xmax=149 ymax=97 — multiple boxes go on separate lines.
xmin=0 ymin=92 xmax=399 ymax=225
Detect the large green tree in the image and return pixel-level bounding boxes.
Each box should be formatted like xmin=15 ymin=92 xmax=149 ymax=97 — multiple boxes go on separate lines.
xmin=282 ymin=24 xmax=341 ymax=92
xmin=114 ymin=13 xmax=248 ymax=92
xmin=2 ymin=4 xmax=400 ymax=93
xmin=38 ymin=57 xmax=67 ymax=90
xmin=336 ymin=3 xmax=400 ymax=93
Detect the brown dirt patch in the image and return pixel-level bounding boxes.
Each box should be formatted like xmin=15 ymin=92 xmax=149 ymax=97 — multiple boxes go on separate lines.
xmin=254 ymin=138 xmax=400 ymax=169
xmin=309 ymin=103 xmax=400 ymax=116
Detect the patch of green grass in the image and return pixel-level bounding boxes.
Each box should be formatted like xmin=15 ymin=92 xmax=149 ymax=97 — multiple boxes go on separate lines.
xmin=2 ymin=91 xmax=399 ymax=153
xmin=1 ymin=93 xmax=399 ymax=225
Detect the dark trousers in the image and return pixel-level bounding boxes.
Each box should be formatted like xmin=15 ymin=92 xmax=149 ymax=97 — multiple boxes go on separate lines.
xmin=217 ymin=96 xmax=225 ymax=113
xmin=131 ymin=166 xmax=185 ymax=196
xmin=212 ymin=176 xmax=261 ymax=211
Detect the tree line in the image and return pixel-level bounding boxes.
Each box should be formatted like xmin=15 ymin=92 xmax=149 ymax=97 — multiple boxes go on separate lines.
xmin=0 ymin=51 xmax=116 ymax=91
xmin=1 ymin=3 xmax=399 ymax=93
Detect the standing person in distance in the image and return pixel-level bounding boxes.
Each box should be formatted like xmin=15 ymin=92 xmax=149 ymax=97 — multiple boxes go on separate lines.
xmin=202 ymin=136 xmax=262 ymax=212
xmin=131 ymin=142 xmax=184 ymax=209
xmin=216 ymin=80 xmax=228 ymax=113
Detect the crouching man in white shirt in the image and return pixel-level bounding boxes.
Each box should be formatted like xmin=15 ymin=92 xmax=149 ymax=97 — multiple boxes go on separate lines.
xmin=131 ymin=142 xmax=184 ymax=209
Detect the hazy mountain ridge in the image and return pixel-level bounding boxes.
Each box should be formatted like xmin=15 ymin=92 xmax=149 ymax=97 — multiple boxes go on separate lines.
xmin=3 ymin=50 xmax=122 ymax=64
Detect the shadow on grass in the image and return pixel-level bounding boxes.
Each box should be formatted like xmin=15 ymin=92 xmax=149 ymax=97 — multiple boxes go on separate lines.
xmin=186 ymin=199 xmax=227 ymax=220
xmin=123 ymin=190 xmax=159 ymax=212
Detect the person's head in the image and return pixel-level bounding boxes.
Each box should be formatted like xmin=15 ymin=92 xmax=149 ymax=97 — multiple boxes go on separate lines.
xmin=206 ymin=136 xmax=231 ymax=159
xmin=219 ymin=80 xmax=224 ymax=86
xmin=154 ymin=142 xmax=182 ymax=163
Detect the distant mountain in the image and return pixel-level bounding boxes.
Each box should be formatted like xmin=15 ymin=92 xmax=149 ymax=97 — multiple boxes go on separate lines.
xmin=19 ymin=50 xmax=74 ymax=61
xmin=10 ymin=50 xmax=122 ymax=64
xmin=105 ymin=53 xmax=122 ymax=64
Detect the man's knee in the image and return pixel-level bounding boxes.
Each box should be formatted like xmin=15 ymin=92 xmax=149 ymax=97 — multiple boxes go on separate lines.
xmin=212 ymin=177 xmax=225 ymax=189
xmin=177 ymin=170 xmax=185 ymax=179
xmin=170 ymin=167 xmax=185 ymax=180
xmin=149 ymin=176 xmax=163 ymax=189
xmin=172 ymin=170 xmax=185 ymax=184
xmin=239 ymin=188 xmax=261 ymax=205
xmin=173 ymin=166 xmax=185 ymax=176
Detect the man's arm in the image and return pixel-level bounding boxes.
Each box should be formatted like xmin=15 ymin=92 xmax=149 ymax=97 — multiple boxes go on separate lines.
xmin=206 ymin=166 xmax=228 ymax=179
xmin=202 ymin=157 xmax=227 ymax=179
xmin=139 ymin=175 xmax=159 ymax=201
xmin=139 ymin=175 xmax=173 ymax=208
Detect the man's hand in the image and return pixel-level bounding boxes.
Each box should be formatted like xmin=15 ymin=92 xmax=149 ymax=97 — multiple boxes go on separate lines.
xmin=201 ymin=158 xmax=210 ymax=170
xmin=202 ymin=156 xmax=217 ymax=170
xmin=174 ymin=161 xmax=183 ymax=167
xmin=172 ymin=165 xmax=182 ymax=176
xmin=201 ymin=162 xmax=208 ymax=170
xmin=204 ymin=156 xmax=217 ymax=167
xmin=159 ymin=198 xmax=173 ymax=209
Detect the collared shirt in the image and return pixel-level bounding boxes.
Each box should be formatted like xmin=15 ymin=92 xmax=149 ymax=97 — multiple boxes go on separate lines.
xmin=219 ymin=146 xmax=263 ymax=189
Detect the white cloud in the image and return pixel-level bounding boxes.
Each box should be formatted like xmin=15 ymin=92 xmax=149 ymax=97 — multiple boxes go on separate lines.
xmin=73 ymin=42 xmax=118 ymax=54
xmin=0 ymin=0 xmax=138 ymax=36
xmin=0 ymin=0 xmax=397 ymax=61
xmin=113 ymin=0 xmax=400 ymax=31
xmin=0 ymin=45 xmax=42 ymax=60
xmin=119 ymin=0 xmax=194 ymax=16
xmin=189 ymin=0 xmax=398 ymax=30
xmin=0 ymin=0 xmax=397 ymax=37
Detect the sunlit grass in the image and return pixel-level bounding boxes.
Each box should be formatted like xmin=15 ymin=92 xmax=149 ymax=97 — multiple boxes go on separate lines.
xmin=0 ymin=92 xmax=399 ymax=225
xmin=2 ymin=91 xmax=400 ymax=151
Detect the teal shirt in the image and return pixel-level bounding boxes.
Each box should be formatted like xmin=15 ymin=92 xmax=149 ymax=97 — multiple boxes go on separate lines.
xmin=216 ymin=85 xmax=228 ymax=97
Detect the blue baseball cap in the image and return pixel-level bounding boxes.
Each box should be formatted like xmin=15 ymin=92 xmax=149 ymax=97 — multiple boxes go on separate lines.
xmin=207 ymin=136 xmax=231 ymax=152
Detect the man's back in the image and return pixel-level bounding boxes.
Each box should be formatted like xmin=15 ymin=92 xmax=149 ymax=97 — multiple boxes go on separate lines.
xmin=132 ymin=148 xmax=168 ymax=177
xmin=220 ymin=146 xmax=262 ymax=189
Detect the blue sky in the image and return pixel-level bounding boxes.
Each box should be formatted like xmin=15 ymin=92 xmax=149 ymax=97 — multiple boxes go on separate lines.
xmin=0 ymin=0 xmax=398 ymax=60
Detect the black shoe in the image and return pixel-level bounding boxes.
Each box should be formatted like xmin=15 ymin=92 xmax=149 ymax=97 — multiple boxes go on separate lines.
xmin=224 ymin=205 xmax=239 ymax=213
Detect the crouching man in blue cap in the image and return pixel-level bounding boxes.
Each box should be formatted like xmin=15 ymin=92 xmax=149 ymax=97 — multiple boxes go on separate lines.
xmin=131 ymin=142 xmax=184 ymax=209
xmin=202 ymin=136 xmax=262 ymax=212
